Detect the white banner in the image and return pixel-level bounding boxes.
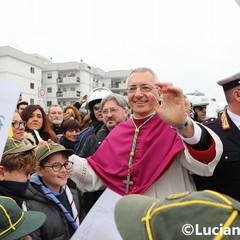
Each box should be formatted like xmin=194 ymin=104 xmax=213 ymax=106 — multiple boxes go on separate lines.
xmin=71 ymin=188 xmax=122 ymax=240
xmin=0 ymin=79 xmax=21 ymax=160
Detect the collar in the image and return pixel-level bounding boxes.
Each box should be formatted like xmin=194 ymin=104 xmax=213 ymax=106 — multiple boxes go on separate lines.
xmin=227 ymin=109 xmax=240 ymax=130
xmin=132 ymin=112 xmax=156 ymax=120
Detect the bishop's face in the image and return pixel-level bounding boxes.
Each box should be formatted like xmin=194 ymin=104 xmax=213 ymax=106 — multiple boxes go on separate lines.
xmin=127 ymin=71 xmax=161 ymax=118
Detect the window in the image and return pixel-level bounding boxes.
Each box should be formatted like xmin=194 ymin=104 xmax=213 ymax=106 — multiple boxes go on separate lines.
xmin=47 ymin=101 xmax=52 ymax=107
xmin=63 ymin=88 xmax=67 ymax=92
xmin=30 ymin=98 xmax=34 ymax=104
xmin=47 ymin=73 xmax=52 ymax=79
xmin=30 ymin=67 xmax=35 ymax=74
xmin=70 ymin=87 xmax=76 ymax=91
xmin=47 ymin=87 xmax=52 ymax=93
xmin=30 ymin=83 xmax=34 ymax=89
xmin=69 ymin=73 xmax=75 ymax=77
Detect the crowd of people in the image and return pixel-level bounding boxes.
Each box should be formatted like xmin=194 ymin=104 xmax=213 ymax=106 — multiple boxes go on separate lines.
xmin=1 ymin=67 xmax=240 ymax=239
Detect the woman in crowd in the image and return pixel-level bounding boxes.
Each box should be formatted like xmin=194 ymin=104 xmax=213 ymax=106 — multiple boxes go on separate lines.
xmin=21 ymin=105 xmax=56 ymax=144
xmin=60 ymin=119 xmax=81 ymax=150
xmin=11 ymin=111 xmax=35 ymax=144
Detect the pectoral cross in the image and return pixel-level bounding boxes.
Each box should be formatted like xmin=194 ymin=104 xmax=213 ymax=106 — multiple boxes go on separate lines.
xmin=123 ymin=173 xmax=133 ymax=194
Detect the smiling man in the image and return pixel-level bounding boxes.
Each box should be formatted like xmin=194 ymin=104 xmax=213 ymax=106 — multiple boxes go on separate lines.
xmin=79 ymin=93 xmax=129 ymax=213
xmin=70 ymin=67 xmax=222 ymax=200
xmin=48 ymin=104 xmax=64 ymax=141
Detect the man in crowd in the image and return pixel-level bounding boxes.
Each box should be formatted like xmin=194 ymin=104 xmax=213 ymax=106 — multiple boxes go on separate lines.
xmin=185 ymin=90 xmax=209 ymax=123
xmin=79 ymin=93 xmax=129 ymax=213
xmin=196 ymin=72 xmax=240 ymax=201
xmin=16 ymin=101 xmax=29 ymax=115
xmin=70 ymin=67 xmax=222 ymax=200
xmin=74 ymin=87 xmax=112 ymax=155
xmin=48 ymin=104 xmax=64 ymax=141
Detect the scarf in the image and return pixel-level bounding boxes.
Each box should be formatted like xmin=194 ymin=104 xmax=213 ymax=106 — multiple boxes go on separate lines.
xmin=0 ymin=180 xmax=29 ymax=207
xmin=30 ymin=175 xmax=79 ymax=229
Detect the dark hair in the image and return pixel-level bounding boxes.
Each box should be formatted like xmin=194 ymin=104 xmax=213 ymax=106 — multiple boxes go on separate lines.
xmin=62 ymin=119 xmax=81 ymax=134
xmin=16 ymin=101 xmax=29 ymax=110
xmin=21 ymin=105 xmax=56 ymax=141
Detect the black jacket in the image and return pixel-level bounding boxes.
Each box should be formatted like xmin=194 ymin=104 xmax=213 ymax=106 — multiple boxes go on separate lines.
xmin=59 ymin=135 xmax=75 ymax=150
xmin=26 ymin=179 xmax=84 ymax=240
xmin=196 ymin=110 xmax=240 ymax=200
xmin=80 ymin=123 xmax=109 ymax=158
xmin=79 ymin=123 xmax=110 ymax=213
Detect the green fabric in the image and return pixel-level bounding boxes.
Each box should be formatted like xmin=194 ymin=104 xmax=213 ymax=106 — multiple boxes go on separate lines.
xmin=114 ymin=190 xmax=240 ymax=240
xmin=36 ymin=142 xmax=73 ymax=163
xmin=0 ymin=196 xmax=46 ymax=240
xmin=2 ymin=137 xmax=35 ymax=157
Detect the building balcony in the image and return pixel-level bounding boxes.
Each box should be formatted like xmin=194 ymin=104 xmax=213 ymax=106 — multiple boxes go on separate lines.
xmin=56 ymin=77 xmax=80 ymax=85
xmin=56 ymin=91 xmax=80 ymax=99
xmin=110 ymin=83 xmax=126 ymax=90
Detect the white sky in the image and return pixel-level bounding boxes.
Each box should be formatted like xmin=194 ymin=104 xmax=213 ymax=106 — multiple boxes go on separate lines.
xmin=1 ymin=0 xmax=240 ymax=103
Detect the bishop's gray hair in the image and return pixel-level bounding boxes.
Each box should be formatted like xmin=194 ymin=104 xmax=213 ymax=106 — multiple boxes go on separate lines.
xmin=126 ymin=67 xmax=160 ymax=86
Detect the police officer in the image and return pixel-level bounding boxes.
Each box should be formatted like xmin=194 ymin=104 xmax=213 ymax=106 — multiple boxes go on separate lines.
xmin=74 ymin=87 xmax=112 ymax=155
xmin=185 ymin=90 xmax=210 ymax=123
xmin=196 ymin=72 xmax=240 ymax=201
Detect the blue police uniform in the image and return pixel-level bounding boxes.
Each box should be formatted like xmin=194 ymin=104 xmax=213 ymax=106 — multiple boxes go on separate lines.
xmin=195 ymin=71 xmax=240 ymax=200
xmin=196 ymin=110 xmax=240 ymax=200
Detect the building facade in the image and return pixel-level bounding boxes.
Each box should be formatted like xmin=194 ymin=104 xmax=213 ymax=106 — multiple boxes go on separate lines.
xmin=0 ymin=46 xmax=131 ymax=111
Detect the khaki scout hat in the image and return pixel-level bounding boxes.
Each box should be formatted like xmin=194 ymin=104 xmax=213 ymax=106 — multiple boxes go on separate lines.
xmin=217 ymin=72 xmax=240 ymax=91
xmin=0 ymin=196 xmax=46 ymax=240
xmin=35 ymin=142 xmax=73 ymax=163
xmin=114 ymin=190 xmax=240 ymax=240
xmin=2 ymin=137 xmax=35 ymax=158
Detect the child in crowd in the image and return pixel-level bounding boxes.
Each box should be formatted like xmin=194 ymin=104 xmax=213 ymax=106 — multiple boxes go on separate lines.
xmin=26 ymin=142 xmax=84 ymax=240
xmin=0 ymin=137 xmax=36 ymax=208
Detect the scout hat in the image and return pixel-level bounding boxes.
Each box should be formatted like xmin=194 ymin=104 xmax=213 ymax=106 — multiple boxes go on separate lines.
xmin=0 ymin=196 xmax=46 ymax=240
xmin=2 ymin=137 xmax=35 ymax=158
xmin=217 ymin=72 xmax=240 ymax=91
xmin=114 ymin=190 xmax=240 ymax=240
xmin=35 ymin=142 xmax=73 ymax=163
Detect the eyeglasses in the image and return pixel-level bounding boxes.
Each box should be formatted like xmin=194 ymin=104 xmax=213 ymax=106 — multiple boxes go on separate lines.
xmin=44 ymin=161 xmax=74 ymax=172
xmin=126 ymin=84 xmax=160 ymax=93
xmin=102 ymin=108 xmax=122 ymax=115
xmin=93 ymin=103 xmax=101 ymax=111
xmin=11 ymin=121 xmax=26 ymax=129
xmin=197 ymin=105 xmax=207 ymax=111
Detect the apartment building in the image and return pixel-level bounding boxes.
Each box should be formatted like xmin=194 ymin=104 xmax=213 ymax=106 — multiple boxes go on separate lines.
xmin=0 ymin=46 xmax=131 ymax=111
xmin=0 ymin=46 xmax=48 ymax=105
